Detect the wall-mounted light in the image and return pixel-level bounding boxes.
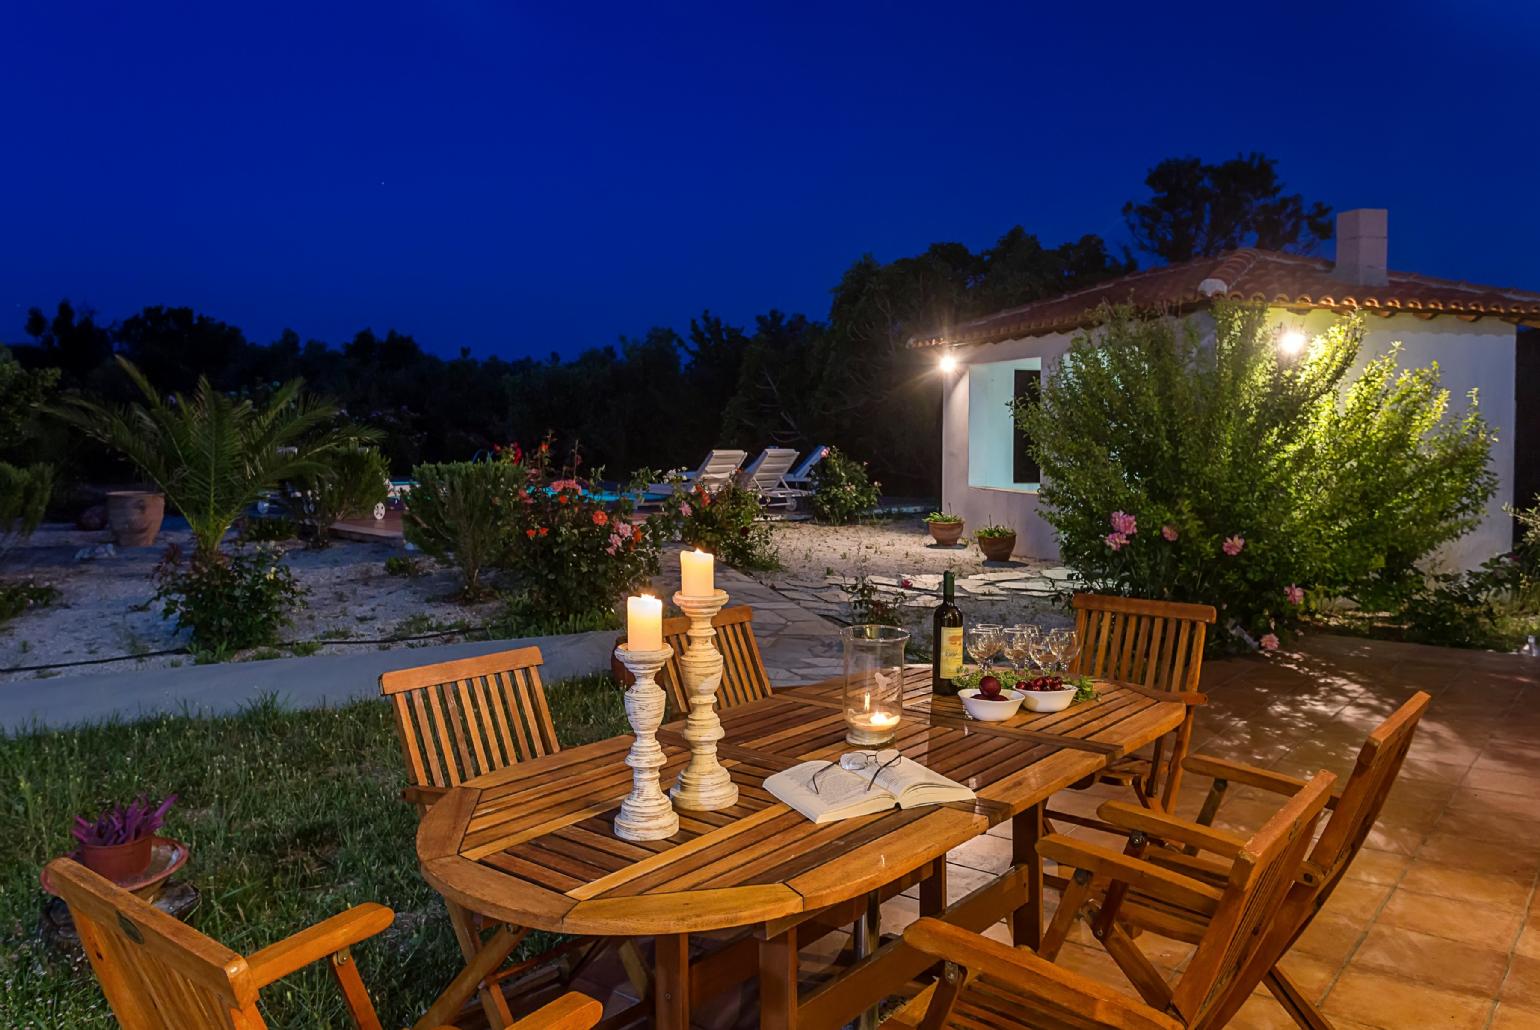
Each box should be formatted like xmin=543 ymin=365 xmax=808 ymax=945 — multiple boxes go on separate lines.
xmin=938 ymin=352 xmax=958 ymax=374
xmin=1278 ymin=328 xmax=1307 ymax=357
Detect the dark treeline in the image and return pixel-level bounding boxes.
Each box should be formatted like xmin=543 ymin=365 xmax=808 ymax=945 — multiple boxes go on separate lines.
xmin=5 ymin=154 xmax=1327 ymax=497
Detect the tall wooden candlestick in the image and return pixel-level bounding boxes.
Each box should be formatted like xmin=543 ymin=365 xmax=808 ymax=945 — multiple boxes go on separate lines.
xmin=612 ymin=644 xmax=679 ymax=841
xmin=670 ymin=588 xmax=739 ymax=811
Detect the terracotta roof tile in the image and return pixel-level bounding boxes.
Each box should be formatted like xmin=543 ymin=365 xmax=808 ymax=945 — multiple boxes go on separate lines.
xmin=909 ymin=248 xmax=1540 ymax=348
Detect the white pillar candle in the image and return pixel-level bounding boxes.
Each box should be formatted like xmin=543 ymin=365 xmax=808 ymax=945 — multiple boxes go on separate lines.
xmin=680 ymin=548 xmax=714 ymax=597
xmin=627 ymin=594 xmax=663 ymax=651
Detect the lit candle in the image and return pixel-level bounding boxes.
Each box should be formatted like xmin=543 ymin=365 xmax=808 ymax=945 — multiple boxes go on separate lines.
xmin=680 ymin=548 xmax=714 ymax=596
xmin=627 ymin=594 xmax=663 ymax=651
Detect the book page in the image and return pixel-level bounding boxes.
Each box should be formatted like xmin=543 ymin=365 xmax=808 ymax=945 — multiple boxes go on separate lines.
xmin=870 ymin=754 xmax=977 ymax=809
xmin=764 ymin=761 xmax=898 ymax=824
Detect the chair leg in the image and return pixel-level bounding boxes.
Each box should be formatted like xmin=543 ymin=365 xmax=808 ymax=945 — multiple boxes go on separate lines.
xmin=328 ymin=946 xmax=383 ymax=1030
xmin=421 ymin=913 xmax=523 ymax=1030
xmin=1266 ymin=966 xmax=1336 ymax=1030
xmin=1040 ymin=869 xmax=1091 ymax=961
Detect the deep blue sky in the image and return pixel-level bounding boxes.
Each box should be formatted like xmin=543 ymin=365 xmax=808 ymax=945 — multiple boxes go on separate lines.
xmin=4 ymin=1 xmax=1537 ymax=359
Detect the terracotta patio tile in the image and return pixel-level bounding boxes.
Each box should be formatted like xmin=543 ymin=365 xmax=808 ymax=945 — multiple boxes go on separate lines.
xmin=1350 ymin=923 xmax=1510 ymax=996
xmin=1448 ymin=787 xmax=1540 ymax=827
xmin=1319 ymin=877 xmax=1394 ymax=924
xmin=1492 ymin=1005 xmax=1540 ymax=1030
xmin=1463 ymin=767 xmax=1540 ymax=796
xmin=1416 ymin=832 xmax=1540 ymax=879
xmin=1377 ymin=886 xmax=1526 ymax=949
xmin=947 ymin=832 xmax=1012 ymax=875
xmin=1225 ymin=993 xmax=1304 ymax=1030
xmin=1321 ymin=967 xmax=1494 ymax=1029
xmin=1398 ymin=859 xmax=1534 ymax=910
xmin=1292 ymin=912 xmax=1370 ymax=965
xmin=1517 ymin=921 xmax=1540 ymax=960
xmin=1276 ymin=952 xmax=1341 ymax=1001
xmin=1343 ymin=847 xmax=1411 ymax=885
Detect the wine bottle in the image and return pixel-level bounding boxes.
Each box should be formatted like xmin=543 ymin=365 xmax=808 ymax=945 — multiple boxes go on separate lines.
xmin=932 ymin=571 xmax=965 ymax=695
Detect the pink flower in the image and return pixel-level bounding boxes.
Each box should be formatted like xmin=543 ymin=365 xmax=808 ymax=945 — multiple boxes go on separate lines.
xmin=1222 ymin=535 xmax=1245 ymax=556
xmin=900 ymin=578 xmax=913 ymax=589
xmin=1285 ymin=584 xmax=1304 ymax=606
xmin=1260 ymin=633 xmax=1280 ymax=651
xmin=1104 ymin=531 xmax=1129 ymax=551
xmin=1110 ymin=511 xmax=1137 ymax=536
xmin=679 ymin=502 xmax=693 ymax=517
xmin=1161 ymin=524 xmax=1178 ymax=542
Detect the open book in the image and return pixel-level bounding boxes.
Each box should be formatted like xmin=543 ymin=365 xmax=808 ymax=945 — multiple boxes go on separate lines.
xmin=764 ymin=750 xmax=976 ymax=824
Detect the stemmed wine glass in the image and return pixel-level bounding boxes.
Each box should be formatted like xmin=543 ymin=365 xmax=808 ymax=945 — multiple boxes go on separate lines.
xmin=967 ymin=623 xmax=1004 ymax=668
xmin=1043 ymin=628 xmax=1081 ymax=673
xmin=1003 ymin=625 xmax=1038 ymax=672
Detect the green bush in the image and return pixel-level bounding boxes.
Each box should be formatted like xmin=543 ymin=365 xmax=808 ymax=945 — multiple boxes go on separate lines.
xmin=1016 ymin=303 xmax=1495 ymax=646
xmin=240 ymin=515 xmax=299 ymax=543
xmin=0 ymin=462 xmax=54 ymax=554
xmin=810 ymin=446 xmax=880 ymax=524
xmin=0 ymin=578 xmax=60 ymax=627
xmin=293 ymin=444 xmax=389 ymax=546
xmin=1399 ymin=504 xmax=1540 ymax=649
xmin=668 ymin=481 xmax=780 ymax=570
xmin=153 ymin=544 xmax=306 ymax=659
xmin=403 ymin=461 xmax=520 ymax=599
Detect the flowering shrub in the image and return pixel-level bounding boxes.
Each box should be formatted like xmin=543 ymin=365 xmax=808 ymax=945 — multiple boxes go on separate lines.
xmin=1016 ymin=303 xmax=1495 ymax=647
xmin=666 ymin=481 xmax=779 ymax=570
xmin=293 ymin=443 xmax=390 ymax=546
xmin=404 ymin=460 xmax=521 ymax=599
xmin=0 ymin=578 xmax=59 ymax=628
xmin=498 ymin=441 xmax=669 ymax=630
xmin=154 ymin=544 xmax=305 ymax=659
xmin=810 ymin=447 xmax=880 ymax=524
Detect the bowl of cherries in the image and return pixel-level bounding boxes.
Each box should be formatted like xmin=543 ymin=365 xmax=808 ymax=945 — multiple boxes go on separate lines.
xmin=1019 ymin=674 xmax=1076 ymax=713
xmin=959 ymin=675 xmax=1026 ymax=721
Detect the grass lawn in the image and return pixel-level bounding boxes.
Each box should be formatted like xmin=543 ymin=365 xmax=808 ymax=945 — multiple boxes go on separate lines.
xmin=0 ymin=675 xmax=629 ymax=1028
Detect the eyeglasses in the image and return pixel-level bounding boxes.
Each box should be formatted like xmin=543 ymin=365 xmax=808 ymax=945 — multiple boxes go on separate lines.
xmin=810 ymin=750 xmax=902 ymax=794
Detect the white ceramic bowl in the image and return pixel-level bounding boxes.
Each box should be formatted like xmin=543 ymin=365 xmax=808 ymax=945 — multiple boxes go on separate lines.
xmin=1020 ymin=687 xmax=1076 ymax=713
xmin=959 ymin=687 xmax=1025 ymax=721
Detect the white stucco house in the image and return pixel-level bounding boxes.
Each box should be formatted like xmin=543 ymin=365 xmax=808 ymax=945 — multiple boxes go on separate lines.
xmin=913 ymin=210 xmax=1540 ymax=571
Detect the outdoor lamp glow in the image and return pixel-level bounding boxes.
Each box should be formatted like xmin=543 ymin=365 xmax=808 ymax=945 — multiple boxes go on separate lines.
xmin=938 ymin=353 xmax=958 ymax=373
xmin=1278 ymin=328 xmax=1307 ymax=356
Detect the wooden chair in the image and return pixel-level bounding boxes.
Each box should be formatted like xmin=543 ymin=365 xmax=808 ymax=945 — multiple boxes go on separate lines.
xmin=884 ymin=770 xmax=1337 ymax=1030
xmin=1065 ymin=593 xmax=1216 ymax=810
xmin=1047 ymin=691 xmax=1430 ymax=1029
xmin=613 ymin=605 xmax=772 ymax=714
xmin=49 ymin=855 xmax=602 ymax=1030
xmin=380 ymin=646 xmax=607 ymax=1029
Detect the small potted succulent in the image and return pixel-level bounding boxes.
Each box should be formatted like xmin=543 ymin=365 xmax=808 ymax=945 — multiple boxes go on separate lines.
xmin=975 ymin=523 xmax=1017 ymax=562
xmin=71 ymin=794 xmax=177 ymax=882
xmin=923 ymin=511 xmax=966 ymax=547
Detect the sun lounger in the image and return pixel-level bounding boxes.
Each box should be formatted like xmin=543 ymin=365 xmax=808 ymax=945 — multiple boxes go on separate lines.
xmin=645 ymin=448 xmax=747 ymax=497
xmin=736 ymin=447 xmax=807 ymax=509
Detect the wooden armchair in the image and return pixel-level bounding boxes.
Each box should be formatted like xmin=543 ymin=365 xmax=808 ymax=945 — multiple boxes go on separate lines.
xmin=1065 ymin=593 xmax=1216 ymax=810
xmin=50 ymin=855 xmax=600 ymax=1030
xmin=613 ymin=605 xmax=772 ymax=713
xmin=886 ymin=771 xmax=1337 ymax=1030
xmin=1042 ymin=691 xmax=1429 ymax=1029
xmin=379 ymin=647 xmax=614 ymax=1029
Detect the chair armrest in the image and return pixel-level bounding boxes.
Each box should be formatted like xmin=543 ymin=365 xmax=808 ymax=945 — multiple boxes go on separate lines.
xmin=402 ymin=784 xmax=450 ymax=809
xmin=496 ymin=992 xmax=604 ymax=1030
xmin=903 ymin=919 xmax=1182 ymax=1030
xmin=1096 ymin=800 xmax=1246 ymax=859
xmin=1037 ymin=834 xmax=1222 ymax=915
xmin=245 ymin=903 xmax=395 ymax=988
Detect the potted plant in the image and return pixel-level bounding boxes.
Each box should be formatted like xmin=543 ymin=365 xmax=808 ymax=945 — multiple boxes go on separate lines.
xmin=923 ymin=511 xmax=966 ymax=547
xmin=71 ymin=794 xmax=177 ymax=882
xmin=975 ymin=523 xmax=1017 ymax=562
xmin=106 ymin=489 xmax=166 ymax=548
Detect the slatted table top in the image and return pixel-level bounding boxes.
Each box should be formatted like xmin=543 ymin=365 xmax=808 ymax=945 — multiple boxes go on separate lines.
xmin=416 ymin=666 xmax=1183 ymax=937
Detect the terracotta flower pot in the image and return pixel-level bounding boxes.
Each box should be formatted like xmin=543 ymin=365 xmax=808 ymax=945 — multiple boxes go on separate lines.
xmin=80 ymin=836 xmax=154 ymax=882
xmin=106 ymin=491 xmax=165 ymax=548
xmin=927 ymin=520 xmax=966 ymax=547
xmin=977 ymin=533 xmax=1017 ymax=562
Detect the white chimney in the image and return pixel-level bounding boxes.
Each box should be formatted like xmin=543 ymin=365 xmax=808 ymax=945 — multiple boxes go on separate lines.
xmin=1333 ymin=208 xmax=1388 ymax=286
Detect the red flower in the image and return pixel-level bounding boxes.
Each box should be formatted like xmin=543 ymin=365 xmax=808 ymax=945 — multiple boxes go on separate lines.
xmin=632 ymin=525 xmax=643 ymax=542
xmin=557 ymin=495 xmax=569 ymax=505
xmin=538 ymin=526 xmax=549 ymax=537
xmin=592 ymin=510 xmax=609 ymax=526
xmin=525 ymin=528 xmax=537 ymax=539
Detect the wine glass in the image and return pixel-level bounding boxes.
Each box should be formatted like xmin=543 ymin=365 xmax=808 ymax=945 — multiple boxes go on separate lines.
xmin=968 ymin=623 xmax=1004 ymax=667
xmin=1045 ymin=628 xmax=1081 ymax=673
xmin=1003 ymin=625 xmax=1037 ymax=671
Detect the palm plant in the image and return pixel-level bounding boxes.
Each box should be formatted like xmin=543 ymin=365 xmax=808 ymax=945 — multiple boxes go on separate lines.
xmin=55 ymin=358 xmax=377 ymax=556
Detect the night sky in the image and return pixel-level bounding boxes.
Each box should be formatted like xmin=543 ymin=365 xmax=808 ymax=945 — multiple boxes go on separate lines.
xmin=4 ymin=1 xmax=1537 ymax=359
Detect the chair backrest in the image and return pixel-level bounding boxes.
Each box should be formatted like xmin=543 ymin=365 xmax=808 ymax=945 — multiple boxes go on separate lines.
xmin=738 ymin=448 xmax=800 ymax=491
xmin=695 ymin=449 xmax=748 ymax=490
xmin=1172 ymin=771 xmax=1335 ymax=1029
xmin=379 ymin=646 xmax=558 ymax=792
xmin=47 ymin=857 xmax=262 ymax=1029
xmin=613 ymin=606 xmax=772 ymax=714
xmin=1068 ymin=593 xmax=1216 ymax=694
xmin=787 ymin=445 xmax=829 ymax=483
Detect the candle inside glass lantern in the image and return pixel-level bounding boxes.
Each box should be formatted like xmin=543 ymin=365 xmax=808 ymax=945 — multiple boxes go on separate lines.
xmin=842 ymin=625 xmax=908 ymax=746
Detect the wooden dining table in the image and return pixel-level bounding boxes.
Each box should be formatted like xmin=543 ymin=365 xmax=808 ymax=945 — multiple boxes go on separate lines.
xmin=416 ymin=666 xmax=1185 ymax=1030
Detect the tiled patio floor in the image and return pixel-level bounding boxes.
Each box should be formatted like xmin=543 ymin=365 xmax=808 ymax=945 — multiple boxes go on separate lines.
xmin=874 ymin=633 xmax=1540 ymax=1029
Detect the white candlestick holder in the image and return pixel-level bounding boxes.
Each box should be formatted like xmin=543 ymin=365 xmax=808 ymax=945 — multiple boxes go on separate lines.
xmin=669 ymin=588 xmax=739 ymax=811
xmin=612 ymin=644 xmax=680 ymax=841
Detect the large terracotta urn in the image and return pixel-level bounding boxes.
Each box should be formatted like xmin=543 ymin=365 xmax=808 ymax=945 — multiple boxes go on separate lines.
xmin=106 ymin=491 xmax=165 ymax=548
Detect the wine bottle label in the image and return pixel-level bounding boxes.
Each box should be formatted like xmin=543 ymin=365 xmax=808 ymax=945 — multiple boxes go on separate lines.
xmin=939 ymin=628 xmax=964 ymax=678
